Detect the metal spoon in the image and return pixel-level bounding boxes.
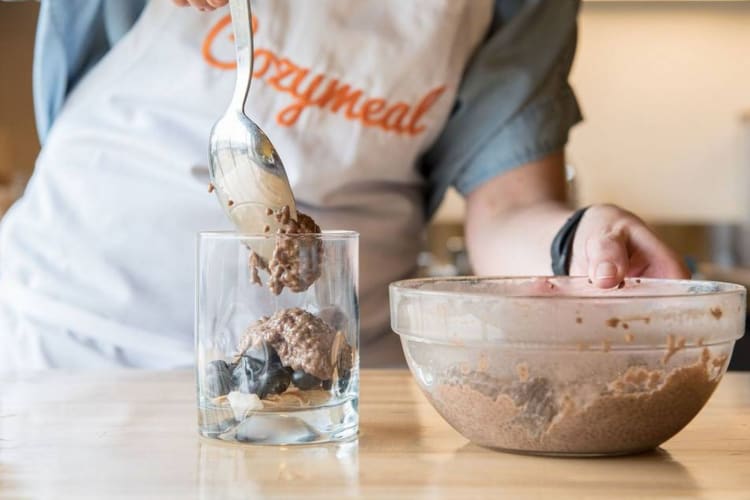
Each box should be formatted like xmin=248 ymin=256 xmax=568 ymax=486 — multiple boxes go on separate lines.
xmin=208 ymin=0 xmax=296 ymax=237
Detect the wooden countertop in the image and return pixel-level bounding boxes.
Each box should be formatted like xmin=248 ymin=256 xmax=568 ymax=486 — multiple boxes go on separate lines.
xmin=1 ymin=370 xmax=748 ymax=499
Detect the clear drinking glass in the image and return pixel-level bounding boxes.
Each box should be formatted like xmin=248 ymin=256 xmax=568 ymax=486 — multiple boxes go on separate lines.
xmin=196 ymin=231 xmax=359 ymax=445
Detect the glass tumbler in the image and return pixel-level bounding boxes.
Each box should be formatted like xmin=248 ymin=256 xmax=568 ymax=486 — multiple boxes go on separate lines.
xmin=196 ymin=231 xmax=359 ymax=445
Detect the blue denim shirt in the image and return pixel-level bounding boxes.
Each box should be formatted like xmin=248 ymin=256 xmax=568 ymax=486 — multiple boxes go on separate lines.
xmin=32 ymin=0 xmax=582 ymax=217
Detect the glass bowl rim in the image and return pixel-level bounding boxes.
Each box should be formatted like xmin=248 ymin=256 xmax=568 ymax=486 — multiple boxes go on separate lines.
xmin=389 ymin=276 xmax=746 ymax=302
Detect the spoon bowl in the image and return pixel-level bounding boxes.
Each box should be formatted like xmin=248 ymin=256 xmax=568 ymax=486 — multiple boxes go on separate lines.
xmin=208 ymin=0 xmax=296 ymax=237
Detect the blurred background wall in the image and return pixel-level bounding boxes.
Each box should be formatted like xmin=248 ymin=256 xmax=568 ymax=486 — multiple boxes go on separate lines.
xmin=0 ymin=1 xmax=38 ymax=213
xmin=571 ymin=1 xmax=750 ymax=224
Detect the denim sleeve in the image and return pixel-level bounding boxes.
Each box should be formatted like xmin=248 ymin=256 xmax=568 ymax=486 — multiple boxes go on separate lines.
xmin=32 ymin=0 xmax=146 ymax=143
xmin=420 ymin=0 xmax=583 ymax=217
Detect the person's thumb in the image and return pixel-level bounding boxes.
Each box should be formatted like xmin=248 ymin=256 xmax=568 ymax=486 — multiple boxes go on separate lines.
xmin=585 ymin=231 xmax=629 ymax=288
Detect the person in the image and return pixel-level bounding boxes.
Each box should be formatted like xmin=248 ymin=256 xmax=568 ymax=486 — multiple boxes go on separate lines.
xmin=0 ymin=0 xmax=688 ymax=371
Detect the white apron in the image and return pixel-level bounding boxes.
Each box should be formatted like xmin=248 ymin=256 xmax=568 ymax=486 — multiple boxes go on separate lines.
xmin=0 ymin=0 xmax=492 ymax=370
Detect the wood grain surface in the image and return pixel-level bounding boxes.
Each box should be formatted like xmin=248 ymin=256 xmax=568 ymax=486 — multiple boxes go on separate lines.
xmin=0 ymin=370 xmax=748 ymax=499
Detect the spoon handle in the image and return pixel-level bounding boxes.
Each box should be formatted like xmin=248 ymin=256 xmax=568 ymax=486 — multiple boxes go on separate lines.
xmin=228 ymin=0 xmax=254 ymax=114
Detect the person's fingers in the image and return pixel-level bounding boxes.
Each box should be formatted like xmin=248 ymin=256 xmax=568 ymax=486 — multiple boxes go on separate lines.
xmin=585 ymin=228 xmax=630 ymax=289
xmin=569 ymin=204 xmax=690 ymax=287
xmin=187 ymin=0 xmax=215 ymax=11
xmin=625 ymin=224 xmax=691 ymax=279
xmin=172 ymin=0 xmax=190 ymax=6
xmin=206 ymin=0 xmax=229 ymax=7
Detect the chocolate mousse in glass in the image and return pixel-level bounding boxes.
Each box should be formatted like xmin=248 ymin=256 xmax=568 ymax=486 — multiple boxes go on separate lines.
xmin=196 ymin=209 xmax=359 ymax=445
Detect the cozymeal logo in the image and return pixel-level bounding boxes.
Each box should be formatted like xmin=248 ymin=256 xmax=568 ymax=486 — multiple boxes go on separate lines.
xmin=202 ymin=15 xmax=446 ymax=136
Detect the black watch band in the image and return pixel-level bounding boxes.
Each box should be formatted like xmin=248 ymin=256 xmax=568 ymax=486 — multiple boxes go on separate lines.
xmin=550 ymin=207 xmax=589 ymax=276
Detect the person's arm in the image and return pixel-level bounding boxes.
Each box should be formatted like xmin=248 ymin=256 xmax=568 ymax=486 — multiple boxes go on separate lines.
xmin=465 ymin=152 xmax=689 ymax=288
xmin=423 ymin=0 xmax=686 ymax=286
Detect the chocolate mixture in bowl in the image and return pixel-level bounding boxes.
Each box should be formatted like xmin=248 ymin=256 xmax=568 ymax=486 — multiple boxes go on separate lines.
xmin=249 ymin=205 xmax=322 ymax=295
xmin=429 ymin=347 xmax=728 ymax=455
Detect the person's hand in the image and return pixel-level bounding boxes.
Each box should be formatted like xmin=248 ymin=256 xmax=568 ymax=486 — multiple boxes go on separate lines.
xmin=171 ymin=0 xmax=227 ymax=11
xmin=569 ymin=204 xmax=690 ymax=288
xmin=464 ymin=153 xmax=689 ymax=287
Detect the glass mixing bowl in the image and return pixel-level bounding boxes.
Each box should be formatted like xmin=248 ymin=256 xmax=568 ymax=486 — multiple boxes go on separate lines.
xmin=389 ymin=277 xmax=745 ymax=456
